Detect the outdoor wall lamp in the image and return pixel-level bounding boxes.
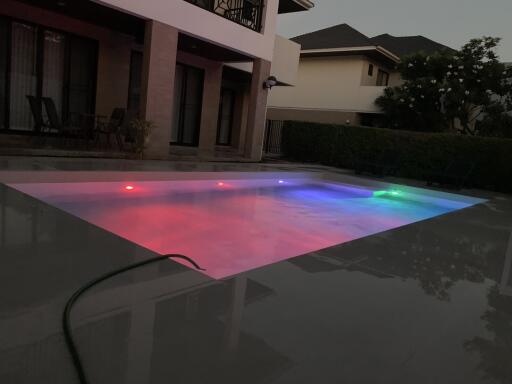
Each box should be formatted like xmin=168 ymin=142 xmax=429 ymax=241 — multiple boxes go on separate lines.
xmin=263 ymin=76 xmax=278 ymax=89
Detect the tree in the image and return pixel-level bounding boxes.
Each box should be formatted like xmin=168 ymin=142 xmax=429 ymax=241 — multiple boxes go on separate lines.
xmin=376 ymin=37 xmax=512 ymax=135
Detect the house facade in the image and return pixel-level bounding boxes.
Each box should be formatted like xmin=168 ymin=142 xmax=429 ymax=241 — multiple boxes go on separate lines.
xmin=0 ymin=0 xmax=313 ymax=160
xmin=267 ymin=24 xmax=452 ymax=127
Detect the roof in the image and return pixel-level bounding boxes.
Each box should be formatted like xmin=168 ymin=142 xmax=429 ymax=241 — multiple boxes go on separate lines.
xmin=278 ymin=0 xmax=315 ymax=14
xmin=291 ymin=24 xmax=372 ymax=50
xmin=370 ymin=34 xmax=454 ymax=58
xmin=291 ymin=24 xmax=453 ymax=60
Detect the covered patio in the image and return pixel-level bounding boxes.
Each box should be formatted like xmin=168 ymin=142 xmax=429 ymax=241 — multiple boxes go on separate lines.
xmin=0 ymin=0 xmax=272 ymax=161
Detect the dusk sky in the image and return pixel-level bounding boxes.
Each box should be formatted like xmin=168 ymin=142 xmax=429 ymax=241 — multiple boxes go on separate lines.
xmin=277 ymin=0 xmax=512 ymax=62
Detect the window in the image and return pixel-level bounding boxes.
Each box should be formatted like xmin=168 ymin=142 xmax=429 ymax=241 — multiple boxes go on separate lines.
xmin=9 ymin=22 xmax=37 ymax=131
xmin=127 ymin=50 xmax=143 ymax=114
xmin=0 ymin=17 xmax=98 ymax=132
xmin=0 ymin=18 xmax=7 ymax=130
xmin=368 ymin=64 xmax=374 ymax=77
xmin=171 ymin=63 xmax=204 ymax=146
xmin=217 ymin=87 xmax=235 ymax=145
xmin=376 ymin=69 xmax=390 ymax=86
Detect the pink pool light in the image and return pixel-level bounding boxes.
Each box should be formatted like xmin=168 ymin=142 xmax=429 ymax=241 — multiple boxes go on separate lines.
xmin=8 ymin=178 xmax=483 ymax=279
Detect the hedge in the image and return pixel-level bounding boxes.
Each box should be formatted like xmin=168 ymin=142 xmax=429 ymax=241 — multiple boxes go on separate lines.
xmin=281 ymin=121 xmax=512 ymax=193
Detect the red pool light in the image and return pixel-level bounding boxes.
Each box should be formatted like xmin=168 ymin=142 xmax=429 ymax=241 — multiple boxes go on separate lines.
xmin=125 ymin=185 xmax=134 ymax=191
xmin=217 ymin=182 xmax=224 ymax=187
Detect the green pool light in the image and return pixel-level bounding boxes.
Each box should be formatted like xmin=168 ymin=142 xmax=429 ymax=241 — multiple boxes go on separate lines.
xmin=373 ymin=189 xmax=403 ymax=198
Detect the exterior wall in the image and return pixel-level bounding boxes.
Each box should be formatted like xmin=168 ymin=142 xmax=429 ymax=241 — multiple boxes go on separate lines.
xmin=388 ymin=71 xmax=403 ymax=87
xmin=224 ymin=34 xmax=302 ymax=87
xmin=270 ymin=36 xmax=301 ymax=86
xmin=267 ymin=107 xmax=360 ymax=125
xmin=1 ymin=0 xmax=140 ymax=117
xmin=96 ymin=38 xmax=140 ymax=117
xmin=245 ymin=59 xmax=271 ymax=160
xmin=140 ymin=21 xmax=178 ymax=159
xmin=268 ymin=56 xmax=390 ymax=114
xmin=97 ymin=0 xmax=279 ymax=61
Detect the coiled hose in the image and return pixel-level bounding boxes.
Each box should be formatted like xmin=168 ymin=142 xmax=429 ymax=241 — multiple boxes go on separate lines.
xmin=63 ymin=254 xmax=205 ymax=384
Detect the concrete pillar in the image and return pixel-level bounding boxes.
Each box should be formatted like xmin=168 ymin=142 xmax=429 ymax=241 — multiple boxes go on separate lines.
xmin=140 ymin=21 xmax=178 ymax=159
xmin=244 ymin=58 xmax=271 ymax=161
xmin=198 ymin=63 xmax=223 ymax=158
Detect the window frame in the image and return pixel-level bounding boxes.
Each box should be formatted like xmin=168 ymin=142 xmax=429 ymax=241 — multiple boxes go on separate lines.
xmin=216 ymin=87 xmax=236 ymax=146
xmin=170 ymin=62 xmax=204 ymax=147
xmin=376 ymin=69 xmax=390 ymax=86
xmin=368 ymin=63 xmax=374 ymax=77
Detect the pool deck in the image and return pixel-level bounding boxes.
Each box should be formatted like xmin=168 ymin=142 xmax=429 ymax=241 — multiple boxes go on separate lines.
xmin=1 ymin=156 xmax=512 ymax=384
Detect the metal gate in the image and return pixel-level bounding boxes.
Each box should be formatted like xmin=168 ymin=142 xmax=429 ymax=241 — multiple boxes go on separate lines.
xmin=263 ymin=120 xmax=284 ymax=155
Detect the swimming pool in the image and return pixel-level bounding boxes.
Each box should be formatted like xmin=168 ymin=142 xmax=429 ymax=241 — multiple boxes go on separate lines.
xmin=8 ymin=173 xmax=484 ymax=279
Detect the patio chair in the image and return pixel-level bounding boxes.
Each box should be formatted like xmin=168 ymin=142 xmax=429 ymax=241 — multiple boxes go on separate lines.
xmin=119 ymin=109 xmax=138 ymax=151
xmin=425 ymin=159 xmax=476 ymax=190
xmin=42 ymin=97 xmax=83 ymax=144
xmin=26 ymin=95 xmax=49 ymax=134
xmin=95 ymin=108 xmax=126 ymax=150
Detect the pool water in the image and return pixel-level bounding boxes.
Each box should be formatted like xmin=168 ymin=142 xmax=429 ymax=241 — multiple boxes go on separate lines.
xmin=9 ymin=178 xmax=483 ymax=279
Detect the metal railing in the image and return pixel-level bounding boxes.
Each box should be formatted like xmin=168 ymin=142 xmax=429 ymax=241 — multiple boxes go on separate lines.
xmin=185 ymin=0 xmax=264 ymax=32
xmin=263 ymin=120 xmax=284 ymax=155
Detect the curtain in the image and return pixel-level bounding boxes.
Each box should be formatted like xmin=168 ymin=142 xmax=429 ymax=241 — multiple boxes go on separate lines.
xmin=171 ymin=64 xmax=184 ymax=143
xmin=67 ymin=36 xmax=96 ymax=120
xmin=217 ymin=88 xmax=234 ymax=145
xmin=0 ymin=19 xmax=8 ymax=129
xmin=9 ymin=22 xmax=37 ymax=131
xmin=127 ymin=51 xmax=142 ymax=114
xmin=182 ymin=66 xmax=203 ymax=145
xmin=171 ymin=64 xmax=204 ymax=146
xmin=42 ymin=30 xmax=66 ymax=123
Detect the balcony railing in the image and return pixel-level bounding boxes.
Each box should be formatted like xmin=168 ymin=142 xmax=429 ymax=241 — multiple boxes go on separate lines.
xmin=185 ymin=0 xmax=264 ymax=32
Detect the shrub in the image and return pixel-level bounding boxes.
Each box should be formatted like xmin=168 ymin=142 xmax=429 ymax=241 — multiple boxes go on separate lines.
xmin=282 ymin=121 xmax=512 ymax=192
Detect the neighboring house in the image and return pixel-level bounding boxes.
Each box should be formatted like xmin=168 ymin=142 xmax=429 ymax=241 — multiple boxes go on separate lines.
xmin=0 ymin=0 xmax=313 ymax=160
xmin=267 ymin=23 xmax=453 ymax=127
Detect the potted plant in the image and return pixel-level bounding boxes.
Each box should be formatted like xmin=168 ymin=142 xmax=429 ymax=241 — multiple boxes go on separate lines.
xmin=130 ymin=118 xmax=155 ymax=159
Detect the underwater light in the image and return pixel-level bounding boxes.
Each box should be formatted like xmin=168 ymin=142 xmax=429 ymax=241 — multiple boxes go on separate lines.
xmin=124 ymin=185 xmax=134 ymax=191
xmin=217 ymin=182 xmax=224 ymax=187
xmin=373 ymin=189 xmax=402 ymax=197
xmin=278 ymin=180 xmax=285 ymax=184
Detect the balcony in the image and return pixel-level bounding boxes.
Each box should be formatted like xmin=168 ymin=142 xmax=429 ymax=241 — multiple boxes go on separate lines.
xmin=185 ymin=0 xmax=264 ymax=32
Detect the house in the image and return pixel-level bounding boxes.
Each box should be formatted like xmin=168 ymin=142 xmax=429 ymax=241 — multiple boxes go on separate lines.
xmin=267 ymin=23 xmax=453 ymax=127
xmin=0 ymin=0 xmax=314 ymax=160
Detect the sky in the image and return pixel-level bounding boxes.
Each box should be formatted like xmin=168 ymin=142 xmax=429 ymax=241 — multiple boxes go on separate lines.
xmin=277 ymin=0 xmax=512 ymax=62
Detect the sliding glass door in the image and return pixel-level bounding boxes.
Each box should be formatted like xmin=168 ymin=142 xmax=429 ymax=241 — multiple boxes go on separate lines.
xmin=0 ymin=18 xmax=9 ymax=130
xmin=0 ymin=17 xmax=97 ymax=132
xmin=66 ymin=36 xmax=97 ymax=121
xmin=127 ymin=50 xmax=143 ymax=114
xmin=171 ymin=64 xmax=204 ymax=146
xmin=42 ymin=30 xmax=66 ymax=122
xmin=217 ymin=87 xmax=235 ymax=145
xmin=9 ymin=22 xmax=37 ymax=131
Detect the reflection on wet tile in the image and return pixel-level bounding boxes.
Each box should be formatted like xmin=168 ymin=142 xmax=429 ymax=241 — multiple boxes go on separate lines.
xmin=1 ymin=159 xmax=512 ymax=384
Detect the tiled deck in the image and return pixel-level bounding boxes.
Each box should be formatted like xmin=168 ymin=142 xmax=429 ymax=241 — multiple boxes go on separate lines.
xmin=1 ymin=156 xmax=511 ymax=384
